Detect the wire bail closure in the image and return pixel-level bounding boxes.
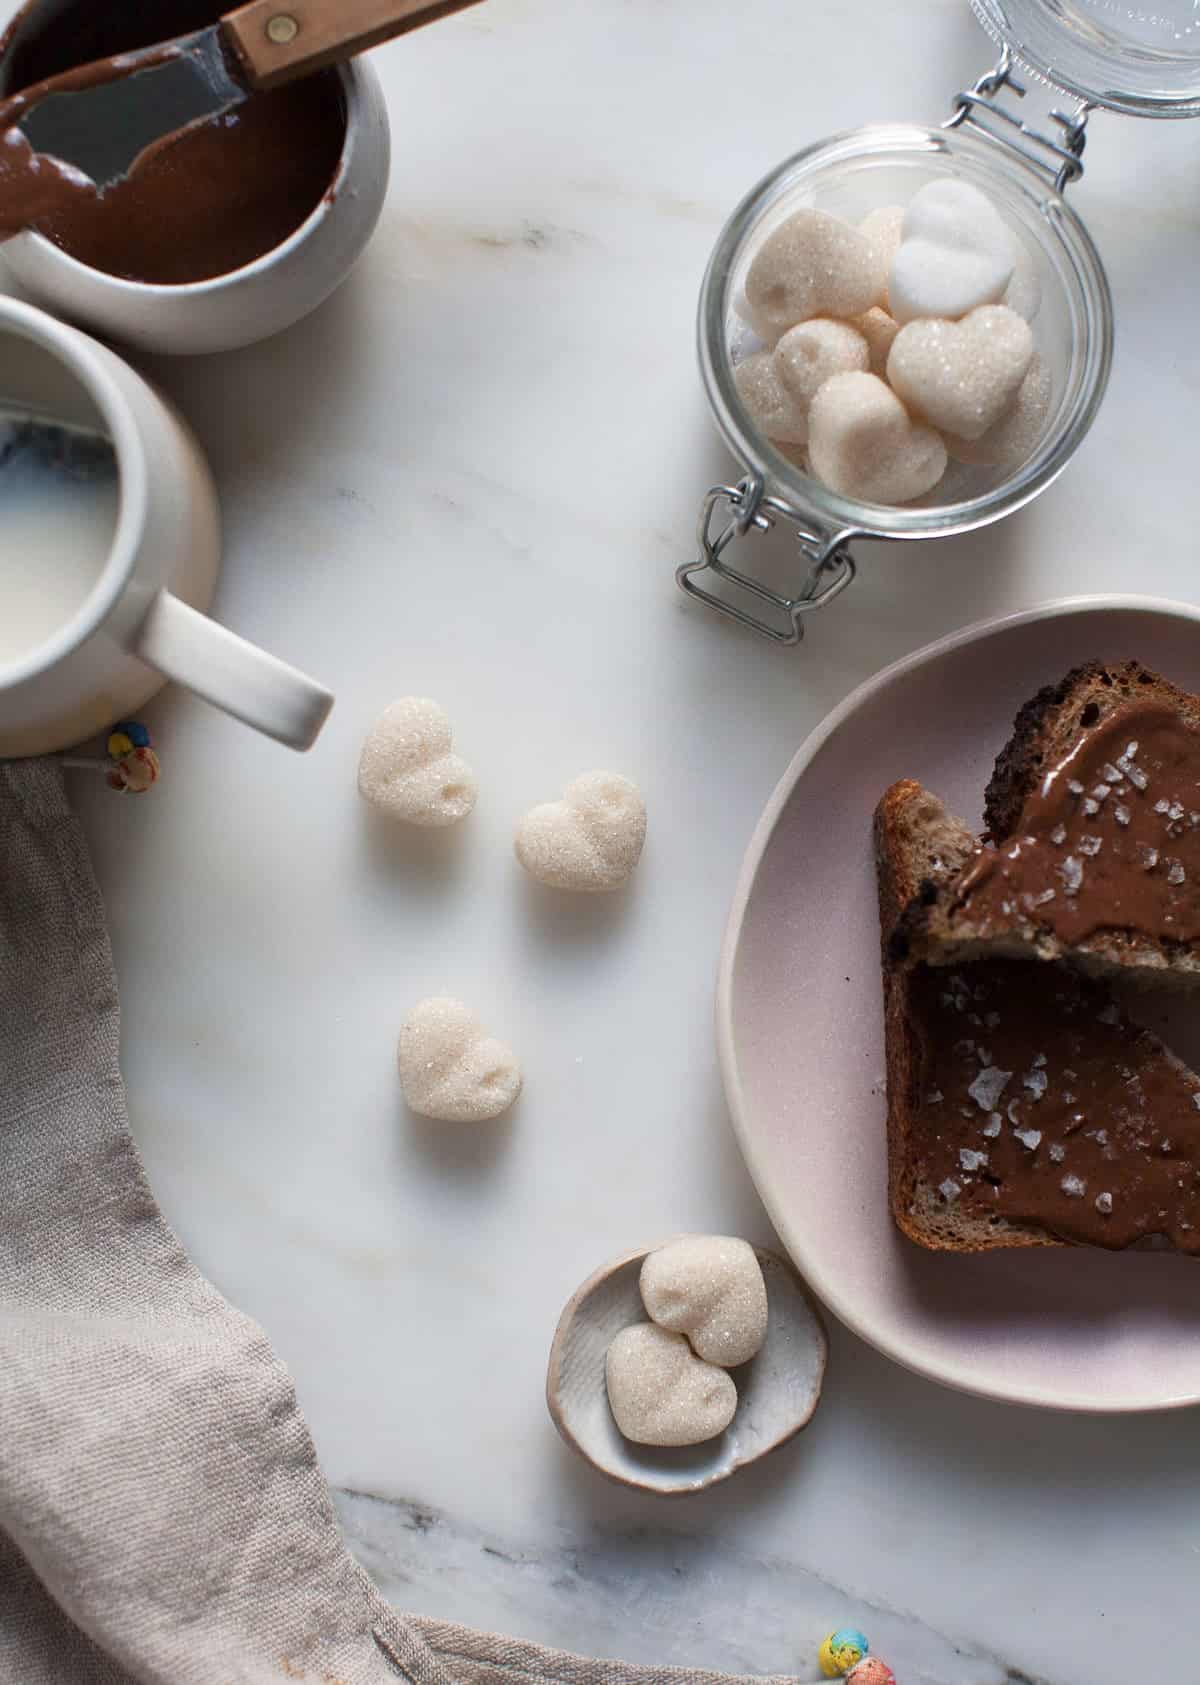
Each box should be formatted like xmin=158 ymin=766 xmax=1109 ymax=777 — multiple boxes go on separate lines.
xmin=676 ymin=476 xmax=857 ymax=646
xmin=678 ymin=47 xmax=1094 ymax=648
xmin=945 ymin=45 xmax=1091 ymax=193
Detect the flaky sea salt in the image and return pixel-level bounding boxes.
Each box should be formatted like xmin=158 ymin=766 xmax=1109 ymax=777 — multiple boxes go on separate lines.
xmin=1015 ymin=1128 xmax=1042 ymax=1150
xmin=968 ymin=1066 xmax=1012 ymax=1112
xmin=1023 ymin=1068 xmax=1048 ymax=1099
xmin=1061 ymin=1174 xmax=1087 ymax=1198
xmin=1078 ymin=835 xmax=1102 ymax=857
xmin=1095 ymin=1192 xmax=1113 ymax=1215
xmin=983 ymin=1114 xmax=1003 ymax=1138
xmin=1049 ymin=824 xmax=1067 ymax=846
xmin=1059 ymin=856 xmax=1083 ymax=895
xmin=1168 ymin=861 xmax=1186 ymax=886
xmin=939 ymin=1179 xmax=962 ymax=1203
xmin=959 ymin=1148 xmax=988 ymax=1172
xmin=1114 ymin=805 xmax=1131 ymax=826
xmin=1049 ymin=1144 xmax=1066 ymax=1163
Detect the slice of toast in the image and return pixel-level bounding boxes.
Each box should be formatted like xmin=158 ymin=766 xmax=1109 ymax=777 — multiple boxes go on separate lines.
xmin=902 ymin=661 xmax=1200 ymax=983
xmin=876 ymin=779 xmax=1200 ymax=1254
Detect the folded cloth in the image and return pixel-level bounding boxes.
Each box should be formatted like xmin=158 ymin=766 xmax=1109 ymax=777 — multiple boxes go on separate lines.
xmin=0 ymin=762 xmax=805 ymax=1685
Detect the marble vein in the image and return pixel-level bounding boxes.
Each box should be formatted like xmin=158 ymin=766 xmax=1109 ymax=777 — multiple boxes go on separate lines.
xmin=334 ymin=1488 xmax=1053 ymax=1685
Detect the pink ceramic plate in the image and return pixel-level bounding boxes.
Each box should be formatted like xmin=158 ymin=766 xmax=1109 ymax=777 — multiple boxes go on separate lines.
xmin=719 ymin=596 xmax=1200 ymax=1413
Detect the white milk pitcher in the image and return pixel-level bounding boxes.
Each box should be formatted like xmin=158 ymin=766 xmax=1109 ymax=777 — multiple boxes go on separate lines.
xmin=0 ymin=296 xmax=333 ymax=757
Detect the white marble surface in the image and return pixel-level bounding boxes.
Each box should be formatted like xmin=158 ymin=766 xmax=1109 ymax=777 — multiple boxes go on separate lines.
xmin=8 ymin=1 xmax=1200 ymax=1680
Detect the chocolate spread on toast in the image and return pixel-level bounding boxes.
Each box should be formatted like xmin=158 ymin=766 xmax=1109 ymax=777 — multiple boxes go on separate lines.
xmin=952 ymin=703 xmax=1200 ymax=946
xmin=913 ymin=959 xmax=1200 ymax=1250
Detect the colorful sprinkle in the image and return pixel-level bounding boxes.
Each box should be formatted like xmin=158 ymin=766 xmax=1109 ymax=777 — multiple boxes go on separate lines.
xmin=846 ymin=1661 xmax=895 ymax=1685
xmin=104 ymin=724 xmax=159 ymax=795
xmin=819 ymin=1629 xmax=870 ymax=1676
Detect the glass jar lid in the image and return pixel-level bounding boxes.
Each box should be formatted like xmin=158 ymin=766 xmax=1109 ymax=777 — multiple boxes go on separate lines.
xmin=973 ymin=0 xmax=1200 ymax=117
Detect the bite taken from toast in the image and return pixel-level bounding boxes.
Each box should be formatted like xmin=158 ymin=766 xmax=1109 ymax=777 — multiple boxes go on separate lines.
xmin=897 ymin=661 xmax=1200 ymax=984
xmin=875 ymin=778 xmax=1200 ymax=1254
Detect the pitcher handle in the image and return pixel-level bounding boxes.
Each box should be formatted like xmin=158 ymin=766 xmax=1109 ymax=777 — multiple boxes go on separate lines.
xmin=136 ymin=591 xmax=333 ymax=750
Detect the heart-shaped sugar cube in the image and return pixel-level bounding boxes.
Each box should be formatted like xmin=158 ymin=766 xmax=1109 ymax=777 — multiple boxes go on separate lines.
xmin=775 ymin=318 xmax=869 ymax=421
xmin=515 ymin=771 xmax=646 ymax=892
xmin=887 ymin=304 xmax=1033 ymax=441
xmin=398 ymin=997 xmax=522 ymax=1123
xmin=807 ymin=371 xmax=947 ymax=505
xmin=888 ymin=179 xmax=1015 ymax=326
xmin=944 ymin=351 xmax=1051 ymax=467
xmin=733 ymin=351 xmax=808 ymax=445
xmin=735 ymin=321 xmax=868 ymax=448
xmin=859 ymin=204 xmax=904 ymax=310
xmin=640 ymin=1236 xmax=768 ymax=1367
xmin=358 ymin=697 xmax=477 ymax=827
xmin=851 ymin=307 xmax=900 ymax=378
xmin=605 ymin=1324 xmax=737 ymax=1446
xmin=744 ymin=209 xmax=877 ymax=344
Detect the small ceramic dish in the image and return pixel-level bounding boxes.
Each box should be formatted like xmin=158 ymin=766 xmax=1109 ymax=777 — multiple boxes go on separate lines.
xmin=0 ymin=2 xmax=391 ymax=355
xmin=719 ymin=594 xmax=1200 ymax=1413
xmin=546 ymin=1239 xmax=827 ymax=1495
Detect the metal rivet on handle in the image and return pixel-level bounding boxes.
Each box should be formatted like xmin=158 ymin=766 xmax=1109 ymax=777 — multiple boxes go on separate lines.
xmin=266 ymin=13 xmax=300 ymax=43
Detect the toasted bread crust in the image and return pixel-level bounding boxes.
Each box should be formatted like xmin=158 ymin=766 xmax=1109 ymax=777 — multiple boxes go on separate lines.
xmin=984 ymin=660 xmax=1198 ymax=840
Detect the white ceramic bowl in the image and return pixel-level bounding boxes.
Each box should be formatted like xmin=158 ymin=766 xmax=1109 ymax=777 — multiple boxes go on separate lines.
xmin=0 ymin=11 xmax=390 ymax=356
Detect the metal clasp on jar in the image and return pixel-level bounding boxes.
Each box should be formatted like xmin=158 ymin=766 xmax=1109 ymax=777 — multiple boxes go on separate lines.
xmin=676 ymin=475 xmax=857 ymax=646
xmin=946 ymin=45 xmax=1091 ymax=195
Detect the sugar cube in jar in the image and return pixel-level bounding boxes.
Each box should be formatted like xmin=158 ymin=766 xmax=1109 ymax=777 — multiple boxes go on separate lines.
xmin=728 ymin=172 xmax=1057 ymax=508
xmin=683 ymin=45 xmax=1124 ymax=640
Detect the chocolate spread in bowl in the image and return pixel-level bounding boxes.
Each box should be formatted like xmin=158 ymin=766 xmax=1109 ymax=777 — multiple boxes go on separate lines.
xmin=911 ymin=959 xmax=1200 ymax=1251
xmin=1 ymin=0 xmax=346 ymax=283
xmin=0 ymin=39 xmax=189 ymax=239
xmin=953 ymin=702 xmax=1200 ymax=947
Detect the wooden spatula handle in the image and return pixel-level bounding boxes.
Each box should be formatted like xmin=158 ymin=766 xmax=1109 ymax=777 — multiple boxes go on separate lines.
xmin=223 ymin=0 xmax=483 ymax=90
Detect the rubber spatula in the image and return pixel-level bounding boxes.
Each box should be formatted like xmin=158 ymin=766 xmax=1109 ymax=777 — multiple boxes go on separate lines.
xmin=8 ymin=0 xmax=480 ymax=189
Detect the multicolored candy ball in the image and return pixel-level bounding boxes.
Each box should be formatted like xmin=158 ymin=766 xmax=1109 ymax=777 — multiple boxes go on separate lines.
xmin=819 ymin=1629 xmax=870 ymax=1677
xmin=107 ymin=720 xmax=151 ymax=757
xmin=847 ymin=1659 xmax=895 ymax=1685
xmin=105 ymin=722 xmax=160 ymax=795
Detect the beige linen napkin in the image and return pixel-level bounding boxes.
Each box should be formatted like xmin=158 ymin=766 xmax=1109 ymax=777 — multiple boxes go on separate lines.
xmin=0 ymin=761 xmax=804 ymax=1685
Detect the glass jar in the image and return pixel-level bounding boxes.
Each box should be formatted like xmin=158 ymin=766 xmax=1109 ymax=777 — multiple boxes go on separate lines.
xmin=679 ymin=0 xmax=1200 ymax=644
